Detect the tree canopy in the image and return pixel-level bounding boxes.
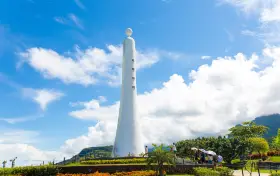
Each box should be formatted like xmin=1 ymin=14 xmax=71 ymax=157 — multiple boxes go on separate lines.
xmin=248 ymin=137 xmax=269 ymax=154
xmin=229 ymin=121 xmax=269 ymax=139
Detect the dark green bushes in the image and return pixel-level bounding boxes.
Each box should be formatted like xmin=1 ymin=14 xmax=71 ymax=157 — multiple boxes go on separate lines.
xmin=81 ymin=158 xmax=146 ymax=165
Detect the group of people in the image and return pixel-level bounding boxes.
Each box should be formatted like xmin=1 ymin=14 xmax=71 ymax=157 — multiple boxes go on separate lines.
xmin=193 ymin=150 xmax=223 ymax=166
xmin=194 ymin=150 xmax=213 ymax=164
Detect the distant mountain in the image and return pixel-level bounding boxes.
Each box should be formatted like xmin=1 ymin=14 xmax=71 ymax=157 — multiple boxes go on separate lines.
xmin=253 ymin=114 xmax=280 ymax=142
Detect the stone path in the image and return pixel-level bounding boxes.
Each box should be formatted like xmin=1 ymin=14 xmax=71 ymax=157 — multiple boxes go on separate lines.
xmin=233 ymin=170 xmax=270 ymax=176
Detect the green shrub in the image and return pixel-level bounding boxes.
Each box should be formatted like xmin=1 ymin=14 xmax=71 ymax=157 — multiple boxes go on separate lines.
xmin=81 ymin=158 xmax=146 ymax=165
xmin=0 ymin=165 xmax=60 ymax=176
xmin=215 ymin=167 xmax=234 ymax=176
xmin=194 ymin=167 xmax=219 ymax=176
xmin=270 ymin=174 xmax=280 ymax=176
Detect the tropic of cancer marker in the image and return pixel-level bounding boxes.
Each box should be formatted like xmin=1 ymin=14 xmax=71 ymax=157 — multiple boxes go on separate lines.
xmin=112 ymin=28 xmax=145 ymax=157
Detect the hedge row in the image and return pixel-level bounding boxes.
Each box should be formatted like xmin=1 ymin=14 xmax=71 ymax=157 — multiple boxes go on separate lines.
xmin=80 ymin=158 xmax=146 ymax=165
xmin=0 ymin=165 xmax=59 ymax=176
xmin=194 ymin=167 xmax=234 ymax=176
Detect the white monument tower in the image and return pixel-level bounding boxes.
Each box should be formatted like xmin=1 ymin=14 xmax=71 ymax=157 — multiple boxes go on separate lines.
xmin=112 ymin=28 xmax=145 ymax=157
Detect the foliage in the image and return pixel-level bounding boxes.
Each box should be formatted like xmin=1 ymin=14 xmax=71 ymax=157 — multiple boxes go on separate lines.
xmin=248 ymin=137 xmax=270 ymax=154
xmin=229 ymin=121 xmax=268 ymax=139
xmin=272 ymin=129 xmax=280 ymax=150
xmin=248 ymin=153 xmax=268 ymax=160
xmin=193 ymin=167 xmax=219 ymax=176
xmin=0 ymin=165 xmax=60 ymax=176
xmin=194 ymin=167 xmax=234 ymax=176
xmin=147 ymin=144 xmax=175 ymax=176
xmin=267 ymin=151 xmax=280 ymax=156
xmin=176 ymin=136 xmax=248 ymax=164
xmin=215 ymin=167 xmax=234 ymax=176
xmin=270 ymin=174 xmax=280 ymax=176
xmin=56 ymin=170 xmax=156 ymax=176
xmin=80 ymin=158 xmax=146 ymax=165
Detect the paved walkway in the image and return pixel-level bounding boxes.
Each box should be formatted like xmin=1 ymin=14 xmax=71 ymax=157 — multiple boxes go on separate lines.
xmin=234 ymin=170 xmax=270 ymax=176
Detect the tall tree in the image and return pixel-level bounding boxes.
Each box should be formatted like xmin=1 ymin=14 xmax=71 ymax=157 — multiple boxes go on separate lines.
xmin=248 ymin=137 xmax=269 ymax=155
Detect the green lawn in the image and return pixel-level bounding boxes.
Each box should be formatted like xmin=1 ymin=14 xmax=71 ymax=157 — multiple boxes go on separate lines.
xmin=270 ymin=156 xmax=280 ymax=162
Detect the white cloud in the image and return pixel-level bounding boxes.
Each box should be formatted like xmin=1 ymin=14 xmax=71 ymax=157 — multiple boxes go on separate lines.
xmin=241 ymin=30 xmax=257 ymax=36
xmin=0 ymin=144 xmax=62 ymax=167
xmin=62 ymin=46 xmax=280 ymax=155
xmin=54 ymin=14 xmax=83 ymax=29
xmin=201 ymin=55 xmax=211 ymax=60
xmin=0 ymin=114 xmax=43 ymax=124
xmin=0 ymin=129 xmax=64 ymax=167
xmin=54 ymin=17 xmax=67 ymax=24
xmin=221 ymin=0 xmax=280 ymax=44
xmin=22 ymin=88 xmax=64 ymax=110
xmin=19 ymin=45 xmax=178 ymax=86
xmin=74 ymin=0 xmax=86 ymax=10
xmin=68 ymin=14 xmax=84 ymax=30
xmin=260 ymin=0 xmax=280 ymax=22
xmin=225 ymin=29 xmax=235 ymax=42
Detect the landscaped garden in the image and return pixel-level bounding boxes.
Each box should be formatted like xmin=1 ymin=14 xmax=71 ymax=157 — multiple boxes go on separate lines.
xmin=1 ymin=121 xmax=279 ymax=176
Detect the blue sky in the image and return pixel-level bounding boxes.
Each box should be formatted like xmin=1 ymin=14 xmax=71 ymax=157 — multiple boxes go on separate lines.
xmin=0 ymin=0 xmax=280 ymax=165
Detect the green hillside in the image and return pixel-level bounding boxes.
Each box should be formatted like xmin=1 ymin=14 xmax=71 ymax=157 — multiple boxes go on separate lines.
xmin=253 ymin=114 xmax=280 ymax=142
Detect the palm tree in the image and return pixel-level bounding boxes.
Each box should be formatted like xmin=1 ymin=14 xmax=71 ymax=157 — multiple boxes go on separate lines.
xmin=147 ymin=144 xmax=175 ymax=176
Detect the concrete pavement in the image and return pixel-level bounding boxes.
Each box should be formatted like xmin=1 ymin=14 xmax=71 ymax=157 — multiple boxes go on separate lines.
xmin=233 ymin=170 xmax=270 ymax=176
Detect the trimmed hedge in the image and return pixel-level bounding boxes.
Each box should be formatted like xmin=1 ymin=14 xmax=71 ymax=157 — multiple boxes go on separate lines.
xmin=80 ymin=158 xmax=146 ymax=165
xmin=0 ymin=165 xmax=60 ymax=176
xmin=194 ymin=167 xmax=234 ymax=176
xmin=194 ymin=167 xmax=219 ymax=176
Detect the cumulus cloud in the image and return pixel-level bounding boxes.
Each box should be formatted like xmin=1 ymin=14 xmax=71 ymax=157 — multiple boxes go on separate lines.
xmin=22 ymin=88 xmax=64 ymax=110
xmin=0 ymin=144 xmax=62 ymax=167
xmin=0 ymin=128 xmax=64 ymax=167
xmin=221 ymin=0 xmax=280 ymax=44
xmin=62 ymin=47 xmax=280 ymax=155
xmin=19 ymin=45 xmax=179 ymax=86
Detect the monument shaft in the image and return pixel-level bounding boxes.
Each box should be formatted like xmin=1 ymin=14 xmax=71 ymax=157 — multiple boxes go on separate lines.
xmin=113 ymin=29 xmax=144 ymax=157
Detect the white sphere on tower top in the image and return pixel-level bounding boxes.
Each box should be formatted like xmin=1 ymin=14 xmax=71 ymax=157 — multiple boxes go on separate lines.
xmin=125 ymin=28 xmax=133 ymax=37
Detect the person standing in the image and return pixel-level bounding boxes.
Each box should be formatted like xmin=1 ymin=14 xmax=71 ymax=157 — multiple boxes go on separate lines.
xmin=208 ymin=154 xmax=213 ymax=164
xmin=201 ymin=152 xmax=206 ymax=164
xmin=145 ymin=146 xmax=148 ymax=157
xmin=172 ymin=143 xmax=177 ymax=157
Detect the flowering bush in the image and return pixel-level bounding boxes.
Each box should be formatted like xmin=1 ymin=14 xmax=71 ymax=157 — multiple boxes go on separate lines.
xmin=267 ymin=151 xmax=280 ymax=156
xmin=248 ymin=153 xmax=265 ymax=160
xmin=56 ymin=170 xmax=156 ymax=176
xmin=81 ymin=158 xmax=146 ymax=165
